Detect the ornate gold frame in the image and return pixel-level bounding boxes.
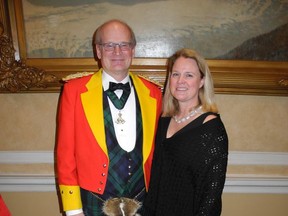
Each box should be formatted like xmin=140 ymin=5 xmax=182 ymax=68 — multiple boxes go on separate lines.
xmin=1 ymin=0 xmax=288 ymax=95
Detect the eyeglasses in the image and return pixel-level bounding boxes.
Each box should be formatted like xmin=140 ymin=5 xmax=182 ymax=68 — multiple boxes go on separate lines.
xmin=99 ymin=42 xmax=133 ymax=52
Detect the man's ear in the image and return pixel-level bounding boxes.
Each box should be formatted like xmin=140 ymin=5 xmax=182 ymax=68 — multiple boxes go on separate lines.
xmin=96 ymin=44 xmax=102 ymax=59
xmin=131 ymin=47 xmax=135 ymax=58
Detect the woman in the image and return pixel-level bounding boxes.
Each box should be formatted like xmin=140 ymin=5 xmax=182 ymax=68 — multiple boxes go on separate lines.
xmin=144 ymin=48 xmax=228 ymax=216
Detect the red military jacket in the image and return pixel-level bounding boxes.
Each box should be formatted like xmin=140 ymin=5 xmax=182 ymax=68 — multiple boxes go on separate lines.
xmin=56 ymin=69 xmax=162 ymax=211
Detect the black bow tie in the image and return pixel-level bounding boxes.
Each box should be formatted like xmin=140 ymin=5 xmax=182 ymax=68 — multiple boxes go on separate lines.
xmin=108 ymin=82 xmax=131 ymax=92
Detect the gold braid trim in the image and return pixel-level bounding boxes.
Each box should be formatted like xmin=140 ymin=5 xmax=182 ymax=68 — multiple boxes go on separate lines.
xmin=137 ymin=74 xmax=163 ymax=88
xmin=62 ymin=72 xmax=95 ymax=82
xmin=62 ymin=72 xmax=163 ymax=89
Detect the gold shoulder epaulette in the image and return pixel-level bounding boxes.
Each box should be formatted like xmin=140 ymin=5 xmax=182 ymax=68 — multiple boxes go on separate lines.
xmin=62 ymin=72 xmax=95 ymax=82
xmin=138 ymin=74 xmax=163 ymax=88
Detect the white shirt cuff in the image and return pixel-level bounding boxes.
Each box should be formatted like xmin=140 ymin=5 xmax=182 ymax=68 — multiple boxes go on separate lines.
xmin=66 ymin=209 xmax=83 ymax=215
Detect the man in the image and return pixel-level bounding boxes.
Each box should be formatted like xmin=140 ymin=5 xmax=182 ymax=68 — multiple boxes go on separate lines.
xmin=56 ymin=19 xmax=162 ymax=216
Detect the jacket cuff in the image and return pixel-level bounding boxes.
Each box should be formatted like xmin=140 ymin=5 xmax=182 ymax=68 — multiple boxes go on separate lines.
xmin=59 ymin=185 xmax=82 ymax=211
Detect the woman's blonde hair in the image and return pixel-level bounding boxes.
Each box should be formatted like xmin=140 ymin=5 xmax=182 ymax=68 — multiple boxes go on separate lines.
xmin=162 ymin=48 xmax=218 ymax=117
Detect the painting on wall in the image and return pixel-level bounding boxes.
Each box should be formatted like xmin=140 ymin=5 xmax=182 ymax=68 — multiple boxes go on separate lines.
xmin=23 ymin=0 xmax=288 ymax=61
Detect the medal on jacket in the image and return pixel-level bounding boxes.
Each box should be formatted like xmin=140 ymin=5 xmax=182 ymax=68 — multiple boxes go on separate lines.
xmin=115 ymin=111 xmax=125 ymax=124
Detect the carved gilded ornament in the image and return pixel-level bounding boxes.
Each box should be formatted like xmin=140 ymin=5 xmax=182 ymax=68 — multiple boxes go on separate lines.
xmin=0 ymin=21 xmax=57 ymax=92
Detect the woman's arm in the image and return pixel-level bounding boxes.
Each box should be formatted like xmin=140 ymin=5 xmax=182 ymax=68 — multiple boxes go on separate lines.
xmin=196 ymin=120 xmax=228 ymax=216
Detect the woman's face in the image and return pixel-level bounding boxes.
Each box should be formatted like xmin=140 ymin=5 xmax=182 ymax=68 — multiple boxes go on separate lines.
xmin=169 ymin=56 xmax=204 ymax=106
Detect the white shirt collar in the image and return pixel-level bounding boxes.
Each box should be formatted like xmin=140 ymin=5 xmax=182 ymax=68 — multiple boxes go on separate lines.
xmin=102 ymin=70 xmax=131 ymax=91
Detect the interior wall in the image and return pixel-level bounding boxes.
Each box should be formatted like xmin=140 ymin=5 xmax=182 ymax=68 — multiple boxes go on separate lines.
xmin=0 ymin=92 xmax=288 ymax=215
xmin=1 ymin=93 xmax=287 ymax=152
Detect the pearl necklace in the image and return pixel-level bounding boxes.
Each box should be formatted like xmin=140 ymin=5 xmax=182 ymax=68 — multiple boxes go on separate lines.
xmin=173 ymin=106 xmax=203 ymax=124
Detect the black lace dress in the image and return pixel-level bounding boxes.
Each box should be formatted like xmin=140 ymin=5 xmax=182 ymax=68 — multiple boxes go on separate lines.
xmin=144 ymin=112 xmax=228 ymax=216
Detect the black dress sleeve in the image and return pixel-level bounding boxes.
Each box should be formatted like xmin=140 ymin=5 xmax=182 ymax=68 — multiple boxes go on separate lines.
xmin=195 ymin=117 xmax=228 ymax=216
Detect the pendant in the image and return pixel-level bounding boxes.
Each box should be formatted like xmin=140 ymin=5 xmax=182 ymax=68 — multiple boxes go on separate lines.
xmin=115 ymin=111 xmax=125 ymax=124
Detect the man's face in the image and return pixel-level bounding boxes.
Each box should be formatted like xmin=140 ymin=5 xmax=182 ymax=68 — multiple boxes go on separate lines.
xmin=96 ymin=22 xmax=135 ymax=80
